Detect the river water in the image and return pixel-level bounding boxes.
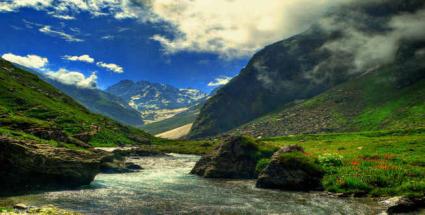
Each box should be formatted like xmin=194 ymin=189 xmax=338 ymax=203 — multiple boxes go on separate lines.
xmin=2 ymin=154 xmax=385 ymax=214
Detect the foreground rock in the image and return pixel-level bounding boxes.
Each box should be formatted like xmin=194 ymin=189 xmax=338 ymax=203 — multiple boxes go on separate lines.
xmin=0 ymin=136 xmax=101 ymax=194
xmin=100 ymin=155 xmax=142 ymax=174
xmin=381 ymin=196 xmax=425 ymax=214
xmin=191 ymin=136 xmax=260 ymax=179
xmin=256 ymin=145 xmax=324 ymax=191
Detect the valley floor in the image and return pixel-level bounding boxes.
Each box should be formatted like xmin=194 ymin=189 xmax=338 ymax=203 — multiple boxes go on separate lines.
xmin=151 ymin=129 xmax=425 ymax=197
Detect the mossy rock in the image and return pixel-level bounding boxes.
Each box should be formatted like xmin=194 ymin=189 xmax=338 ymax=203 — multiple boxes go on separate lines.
xmin=256 ymin=145 xmax=324 ymax=191
xmin=191 ymin=136 xmax=261 ymax=179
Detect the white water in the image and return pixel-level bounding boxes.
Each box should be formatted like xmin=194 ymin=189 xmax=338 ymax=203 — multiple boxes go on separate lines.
xmin=3 ymin=154 xmax=384 ymax=214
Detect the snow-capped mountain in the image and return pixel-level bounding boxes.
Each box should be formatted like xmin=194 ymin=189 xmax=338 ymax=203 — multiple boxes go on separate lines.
xmin=106 ymin=80 xmax=207 ymax=123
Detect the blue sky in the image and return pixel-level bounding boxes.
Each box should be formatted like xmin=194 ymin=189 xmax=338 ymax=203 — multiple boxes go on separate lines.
xmin=0 ymin=0 xmax=342 ymax=93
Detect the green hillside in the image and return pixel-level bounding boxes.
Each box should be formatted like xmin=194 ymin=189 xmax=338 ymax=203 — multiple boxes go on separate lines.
xmin=230 ymin=50 xmax=425 ymax=137
xmin=44 ymin=78 xmax=145 ymax=127
xmin=0 ymin=58 xmax=154 ymax=148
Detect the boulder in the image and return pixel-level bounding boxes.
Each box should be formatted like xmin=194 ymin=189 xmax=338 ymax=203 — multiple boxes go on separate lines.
xmin=99 ymin=154 xmax=142 ymax=174
xmin=381 ymin=196 xmax=425 ymax=214
xmin=125 ymin=162 xmax=142 ymax=170
xmin=256 ymin=145 xmax=324 ymax=191
xmin=13 ymin=203 xmax=28 ymax=210
xmin=0 ymin=136 xmax=102 ymax=194
xmin=191 ymin=136 xmax=260 ymax=179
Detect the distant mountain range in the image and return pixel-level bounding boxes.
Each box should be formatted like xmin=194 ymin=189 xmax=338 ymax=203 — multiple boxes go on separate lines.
xmin=44 ymin=79 xmax=145 ymax=127
xmin=106 ymin=80 xmax=207 ymax=124
xmin=189 ymin=0 xmax=425 ymax=138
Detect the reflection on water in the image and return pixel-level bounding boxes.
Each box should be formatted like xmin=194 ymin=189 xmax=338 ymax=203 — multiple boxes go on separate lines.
xmin=2 ymin=154 xmax=384 ymax=214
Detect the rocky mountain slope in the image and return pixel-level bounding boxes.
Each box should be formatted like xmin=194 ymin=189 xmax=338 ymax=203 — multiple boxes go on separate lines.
xmin=229 ymin=47 xmax=425 ymax=137
xmin=0 ymin=58 xmax=154 ymax=148
xmin=189 ymin=0 xmax=425 ymax=138
xmin=107 ymin=80 xmax=207 ymax=124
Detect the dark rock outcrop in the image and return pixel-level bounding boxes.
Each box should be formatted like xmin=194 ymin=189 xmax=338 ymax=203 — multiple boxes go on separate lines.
xmin=0 ymin=137 xmax=101 ymax=194
xmin=99 ymin=154 xmax=137 ymax=174
xmin=191 ymin=136 xmax=260 ymax=179
xmin=112 ymin=147 xmax=165 ymax=157
xmin=256 ymin=145 xmax=324 ymax=191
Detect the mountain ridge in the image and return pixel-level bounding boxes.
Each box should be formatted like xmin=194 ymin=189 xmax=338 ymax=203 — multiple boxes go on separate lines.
xmin=107 ymin=79 xmax=207 ymax=124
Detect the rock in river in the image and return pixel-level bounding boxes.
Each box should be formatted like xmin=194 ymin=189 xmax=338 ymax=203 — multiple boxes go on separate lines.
xmin=256 ymin=145 xmax=324 ymax=191
xmin=191 ymin=136 xmax=260 ymax=179
xmin=0 ymin=136 xmax=101 ymax=193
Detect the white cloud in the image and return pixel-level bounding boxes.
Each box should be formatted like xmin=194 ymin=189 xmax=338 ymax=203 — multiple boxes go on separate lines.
xmin=317 ymin=8 xmax=425 ymax=73
xmin=0 ymin=0 xmax=145 ymax=21
xmin=146 ymin=0 xmax=349 ymax=59
xmin=1 ymin=0 xmax=350 ymax=58
xmin=49 ymin=13 xmax=75 ymax=20
xmin=39 ymin=25 xmax=83 ymax=42
xmin=1 ymin=53 xmax=48 ymax=69
xmin=96 ymin=61 xmax=124 ymax=73
xmin=63 ymin=54 xmax=95 ymax=63
xmin=0 ymin=0 xmax=53 ymax=12
xmin=46 ymin=68 xmax=97 ymax=88
xmin=208 ymin=76 xmax=232 ymax=87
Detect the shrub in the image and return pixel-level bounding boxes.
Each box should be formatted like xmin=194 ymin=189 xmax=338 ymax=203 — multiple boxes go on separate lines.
xmin=318 ymin=153 xmax=344 ymax=168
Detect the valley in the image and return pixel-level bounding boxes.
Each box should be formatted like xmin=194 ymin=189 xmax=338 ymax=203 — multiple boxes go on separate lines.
xmin=0 ymin=0 xmax=424 ymax=214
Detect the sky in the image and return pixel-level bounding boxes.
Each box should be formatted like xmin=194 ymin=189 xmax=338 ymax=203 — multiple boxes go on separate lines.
xmin=0 ymin=0 xmax=347 ymax=93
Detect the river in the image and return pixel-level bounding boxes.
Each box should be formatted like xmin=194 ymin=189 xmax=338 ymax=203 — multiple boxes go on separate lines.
xmin=1 ymin=154 xmax=384 ymax=214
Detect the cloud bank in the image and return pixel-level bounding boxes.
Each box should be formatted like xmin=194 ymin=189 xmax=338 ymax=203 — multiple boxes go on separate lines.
xmin=1 ymin=0 xmax=351 ymax=59
xmin=146 ymin=0 xmax=350 ymax=59
xmin=311 ymin=6 xmax=425 ymax=81
xmin=46 ymin=68 xmax=97 ymax=89
xmin=1 ymin=53 xmax=48 ymax=69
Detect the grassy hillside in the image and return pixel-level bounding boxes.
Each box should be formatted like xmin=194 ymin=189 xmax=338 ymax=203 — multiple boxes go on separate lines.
xmin=0 ymin=58 xmax=154 ymax=148
xmin=230 ymin=51 xmax=425 ymax=137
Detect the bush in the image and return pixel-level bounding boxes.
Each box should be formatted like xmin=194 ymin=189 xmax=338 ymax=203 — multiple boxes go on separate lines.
xmin=318 ymin=153 xmax=344 ymax=168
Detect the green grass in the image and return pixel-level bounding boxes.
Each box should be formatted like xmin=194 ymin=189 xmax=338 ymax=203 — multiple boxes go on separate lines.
xmin=0 ymin=59 xmax=154 ymax=150
xmin=262 ymin=129 xmax=425 ymax=197
xmin=139 ymin=127 xmax=425 ymax=197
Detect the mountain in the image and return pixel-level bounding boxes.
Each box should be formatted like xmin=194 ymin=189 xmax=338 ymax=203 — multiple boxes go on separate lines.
xmin=0 ymin=58 xmax=154 ymax=148
xmin=140 ymin=87 xmax=220 ymax=137
xmin=189 ymin=0 xmax=425 ymax=138
xmin=44 ymin=79 xmax=144 ymax=127
xmin=229 ymin=46 xmax=425 ymax=137
xmin=106 ymin=80 xmax=207 ymax=123
xmin=140 ymin=102 xmax=203 ymax=135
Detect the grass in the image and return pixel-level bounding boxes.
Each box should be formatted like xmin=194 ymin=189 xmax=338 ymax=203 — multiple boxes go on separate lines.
xmin=261 ymin=129 xmax=425 ymax=197
xmin=146 ymin=128 xmax=425 ymax=197
xmin=0 ymin=59 xmax=154 ymax=150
